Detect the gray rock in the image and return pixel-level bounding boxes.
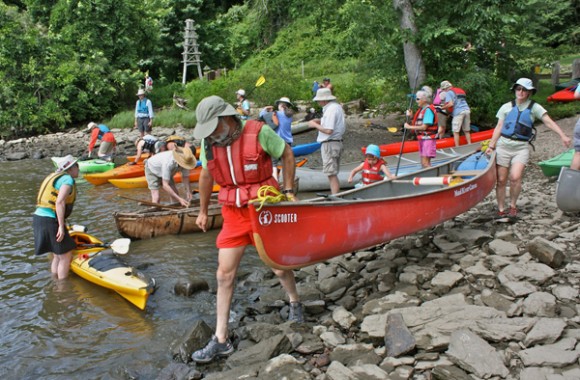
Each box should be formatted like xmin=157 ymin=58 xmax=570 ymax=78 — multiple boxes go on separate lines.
xmin=156 ymin=362 xmax=203 ymax=380
xmin=488 ymin=239 xmax=521 ymax=256
xmin=170 ymin=320 xmax=214 ymax=363
xmin=384 ymin=313 xmax=416 ymax=357
xmin=446 ymin=329 xmax=509 ymax=378
xmin=225 ymin=333 xmax=293 ymax=369
xmin=329 ymin=343 xmax=380 ymax=366
xmin=518 ymin=344 xmax=580 ymax=367
xmin=522 ymin=292 xmax=558 ymax=317
xmin=431 ymin=365 xmax=471 ymax=380
xmin=173 ymin=277 xmax=209 ymax=296
xmin=524 ymin=318 xmax=567 ymax=346
xmin=332 ymin=306 xmax=356 ymax=330
xmin=325 ymin=361 xmax=358 ymax=380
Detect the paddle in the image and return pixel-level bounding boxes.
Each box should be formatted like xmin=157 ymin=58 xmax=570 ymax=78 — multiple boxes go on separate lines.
xmin=77 ymin=238 xmax=131 ymax=254
xmin=395 ymin=59 xmax=422 ymax=176
xmin=244 ymin=75 xmax=266 ymax=98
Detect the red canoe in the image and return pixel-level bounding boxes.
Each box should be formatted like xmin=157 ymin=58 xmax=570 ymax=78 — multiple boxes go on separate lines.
xmin=547 ymin=86 xmax=579 ymax=103
xmin=249 ymin=149 xmax=496 ymax=269
xmin=365 ymin=129 xmax=494 ymax=157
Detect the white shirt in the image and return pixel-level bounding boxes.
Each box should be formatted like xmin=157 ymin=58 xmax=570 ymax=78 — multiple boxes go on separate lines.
xmin=317 ymin=101 xmax=346 ymax=143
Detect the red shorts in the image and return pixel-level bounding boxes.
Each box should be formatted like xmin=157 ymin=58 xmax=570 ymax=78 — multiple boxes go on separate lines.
xmin=216 ymin=205 xmax=255 ymax=248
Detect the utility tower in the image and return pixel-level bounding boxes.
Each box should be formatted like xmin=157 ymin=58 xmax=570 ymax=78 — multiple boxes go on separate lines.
xmin=182 ymin=19 xmax=203 ymax=84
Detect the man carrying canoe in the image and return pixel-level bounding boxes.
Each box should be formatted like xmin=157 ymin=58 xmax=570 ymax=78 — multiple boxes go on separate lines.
xmin=191 ymin=95 xmax=303 ymax=364
xmin=33 ymin=155 xmax=80 ymax=279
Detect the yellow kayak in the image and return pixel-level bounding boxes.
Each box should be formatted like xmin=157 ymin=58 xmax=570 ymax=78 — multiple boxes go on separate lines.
xmin=70 ymin=231 xmax=155 ymax=310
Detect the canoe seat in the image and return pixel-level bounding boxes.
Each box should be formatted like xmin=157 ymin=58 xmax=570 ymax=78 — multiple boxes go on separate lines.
xmin=89 ymin=253 xmax=127 ymax=272
xmin=450 ymin=170 xmax=483 ymax=177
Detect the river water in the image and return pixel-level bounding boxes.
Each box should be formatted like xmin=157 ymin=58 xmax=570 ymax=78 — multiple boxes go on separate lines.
xmin=0 ymin=159 xmax=266 ymax=379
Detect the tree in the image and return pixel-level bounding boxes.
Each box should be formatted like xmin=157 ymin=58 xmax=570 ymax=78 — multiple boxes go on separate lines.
xmin=392 ymin=0 xmax=425 ymax=90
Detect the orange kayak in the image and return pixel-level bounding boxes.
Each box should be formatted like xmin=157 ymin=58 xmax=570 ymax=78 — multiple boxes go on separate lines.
xmin=108 ymin=158 xmax=308 ymax=189
xmin=84 ymin=162 xmax=145 ymax=185
xmin=127 ymin=147 xmax=201 ymax=162
xmin=108 ymin=166 xmax=202 ymax=189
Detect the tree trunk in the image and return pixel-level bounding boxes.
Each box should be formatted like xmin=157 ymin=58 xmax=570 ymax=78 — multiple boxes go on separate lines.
xmin=393 ymin=0 xmax=425 ymax=91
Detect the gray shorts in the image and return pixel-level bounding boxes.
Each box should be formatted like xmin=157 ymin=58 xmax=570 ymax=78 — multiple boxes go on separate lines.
xmin=451 ymin=110 xmax=471 ymax=133
xmin=137 ymin=117 xmax=152 ymax=134
xmin=321 ymin=141 xmax=343 ymax=175
xmin=145 ymin=164 xmax=162 ymax=190
xmin=496 ymin=142 xmax=530 ymax=167
xmin=574 ymin=117 xmax=580 ymax=152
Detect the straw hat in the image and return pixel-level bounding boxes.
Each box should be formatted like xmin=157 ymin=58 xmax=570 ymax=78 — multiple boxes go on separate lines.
xmin=440 ymin=81 xmax=453 ymax=90
xmin=57 ymin=155 xmax=79 ymax=172
xmin=172 ymin=146 xmax=197 ymax=169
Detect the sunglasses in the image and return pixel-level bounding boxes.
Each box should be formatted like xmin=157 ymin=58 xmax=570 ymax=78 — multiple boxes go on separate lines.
xmin=515 ymin=86 xmax=530 ymax=92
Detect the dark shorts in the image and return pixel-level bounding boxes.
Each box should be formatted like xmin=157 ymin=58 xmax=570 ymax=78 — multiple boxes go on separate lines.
xmin=33 ymin=214 xmax=76 ymax=255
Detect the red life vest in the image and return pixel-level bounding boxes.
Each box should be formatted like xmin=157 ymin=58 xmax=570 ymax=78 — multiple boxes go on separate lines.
xmin=206 ymin=120 xmax=279 ymax=207
xmin=446 ymin=87 xmax=467 ymax=114
xmin=362 ymin=158 xmax=387 ymax=185
xmin=412 ymin=105 xmax=439 ymax=138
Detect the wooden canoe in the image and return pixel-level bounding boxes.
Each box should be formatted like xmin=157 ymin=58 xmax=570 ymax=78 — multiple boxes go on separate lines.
xmin=248 ymin=149 xmax=496 ymax=269
xmin=556 ymin=167 xmax=580 ymax=213
xmin=114 ymin=199 xmax=223 ymax=240
xmin=370 ymin=129 xmax=494 ymax=157
xmin=297 ymin=142 xmax=485 ymax=192
xmin=538 ymin=149 xmax=574 ymax=177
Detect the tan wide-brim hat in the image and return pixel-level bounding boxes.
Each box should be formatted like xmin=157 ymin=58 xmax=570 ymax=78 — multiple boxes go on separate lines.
xmin=313 ymin=88 xmax=336 ymax=101
xmin=194 ymin=96 xmax=239 ymax=140
xmin=172 ymin=146 xmax=197 ymax=170
xmin=136 ymin=88 xmax=146 ymax=96
xmin=440 ymin=81 xmax=453 ymax=90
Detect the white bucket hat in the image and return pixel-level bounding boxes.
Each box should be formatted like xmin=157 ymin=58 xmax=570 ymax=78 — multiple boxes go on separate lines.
xmin=57 ymin=155 xmax=79 ymax=172
xmin=87 ymin=122 xmax=98 ymax=131
xmin=236 ymin=89 xmax=246 ymax=97
xmin=511 ymin=78 xmax=536 ymax=94
xmin=136 ymin=88 xmax=146 ymax=96
xmin=275 ymin=97 xmax=295 ymax=109
xmin=313 ymin=88 xmax=336 ymax=101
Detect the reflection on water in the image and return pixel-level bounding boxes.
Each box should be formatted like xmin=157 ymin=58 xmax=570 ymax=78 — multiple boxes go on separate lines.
xmin=0 ymin=158 xmax=265 ymax=379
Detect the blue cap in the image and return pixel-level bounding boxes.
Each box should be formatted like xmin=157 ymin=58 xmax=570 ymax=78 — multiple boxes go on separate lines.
xmin=366 ymin=144 xmax=381 ymax=158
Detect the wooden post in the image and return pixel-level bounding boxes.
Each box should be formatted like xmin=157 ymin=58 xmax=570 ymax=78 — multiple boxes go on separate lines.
xmin=551 ymin=61 xmax=560 ymax=86
xmin=531 ymin=64 xmax=541 ymax=90
xmin=573 ymin=58 xmax=580 ymax=79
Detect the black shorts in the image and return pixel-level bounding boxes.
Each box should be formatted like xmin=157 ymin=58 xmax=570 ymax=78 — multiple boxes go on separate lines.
xmin=33 ymin=214 xmax=76 ymax=255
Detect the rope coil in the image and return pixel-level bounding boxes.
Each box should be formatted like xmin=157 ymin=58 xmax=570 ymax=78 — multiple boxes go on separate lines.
xmin=249 ymin=186 xmax=290 ymax=211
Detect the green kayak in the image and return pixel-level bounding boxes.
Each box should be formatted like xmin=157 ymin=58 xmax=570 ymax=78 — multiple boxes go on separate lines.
xmin=538 ymin=149 xmax=574 ymax=177
xmin=51 ymin=156 xmax=115 ymax=174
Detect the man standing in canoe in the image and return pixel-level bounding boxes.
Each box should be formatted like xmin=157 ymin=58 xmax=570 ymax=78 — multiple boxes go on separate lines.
xmin=33 ymin=155 xmax=79 ymax=279
xmin=308 ymin=87 xmax=346 ymax=194
xmin=191 ymin=95 xmax=303 ymax=364
xmin=486 ymin=78 xmax=571 ymax=220
xmin=144 ymin=146 xmax=197 ymax=207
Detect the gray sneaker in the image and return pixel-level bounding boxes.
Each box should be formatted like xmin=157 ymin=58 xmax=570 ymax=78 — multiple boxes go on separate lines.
xmin=191 ymin=335 xmax=234 ymax=363
xmin=289 ymin=302 xmax=304 ymax=322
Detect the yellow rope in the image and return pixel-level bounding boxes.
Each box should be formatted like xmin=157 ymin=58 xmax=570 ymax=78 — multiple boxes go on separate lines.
xmin=249 ymin=185 xmax=289 ymax=211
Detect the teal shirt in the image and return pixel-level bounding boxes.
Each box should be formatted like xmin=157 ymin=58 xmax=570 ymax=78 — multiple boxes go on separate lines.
xmin=200 ymin=121 xmax=286 ymax=168
xmin=34 ymin=174 xmax=75 ymax=218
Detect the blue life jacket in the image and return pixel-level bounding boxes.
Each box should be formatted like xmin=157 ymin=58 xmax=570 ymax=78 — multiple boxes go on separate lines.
xmin=500 ymin=100 xmax=536 ymax=142
xmin=96 ymin=124 xmax=110 ymax=140
xmin=137 ymin=99 xmax=149 ymax=115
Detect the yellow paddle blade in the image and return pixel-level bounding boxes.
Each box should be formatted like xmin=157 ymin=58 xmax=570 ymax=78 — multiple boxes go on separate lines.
xmin=256 ymin=75 xmax=266 ymax=87
xmin=387 ymin=127 xmax=398 ymax=133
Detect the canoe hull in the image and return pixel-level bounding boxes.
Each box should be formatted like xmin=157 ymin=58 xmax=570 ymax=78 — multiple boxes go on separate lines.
xmin=556 ymin=167 xmax=580 ymax=213
xmin=114 ymin=203 xmax=223 ymax=240
xmin=70 ymin=232 xmax=154 ymax=309
xmin=547 ymin=86 xmax=579 ymax=103
xmin=538 ymin=149 xmax=574 ymax=177
xmin=249 ymin=151 xmax=496 ymax=269
xmin=376 ymin=129 xmax=493 ymax=156
xmin=84 ymin=162 xmax=145 ymax=185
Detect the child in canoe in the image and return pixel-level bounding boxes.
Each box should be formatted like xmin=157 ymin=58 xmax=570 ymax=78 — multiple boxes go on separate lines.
xmin=348 ymin=144 xmax=396 ymax=186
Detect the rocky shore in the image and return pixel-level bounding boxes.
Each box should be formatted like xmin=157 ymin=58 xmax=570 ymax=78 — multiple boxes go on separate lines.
xmin=3 ymin=115 xmax=579 ymax=380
